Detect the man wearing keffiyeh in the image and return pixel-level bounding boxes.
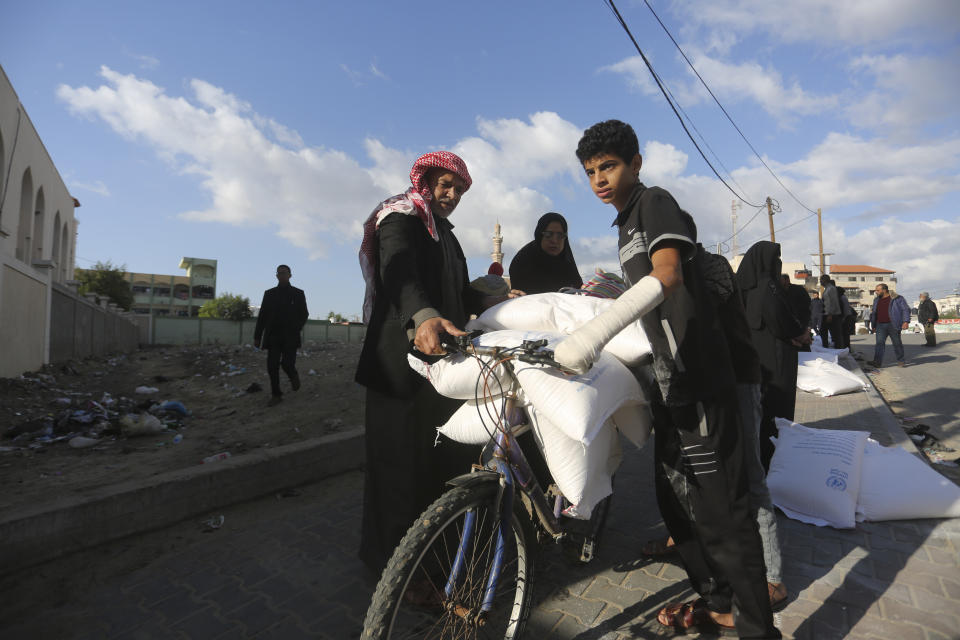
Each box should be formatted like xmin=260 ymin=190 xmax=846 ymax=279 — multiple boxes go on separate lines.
xmin=355 ymin=151 xmax=519 ymax=573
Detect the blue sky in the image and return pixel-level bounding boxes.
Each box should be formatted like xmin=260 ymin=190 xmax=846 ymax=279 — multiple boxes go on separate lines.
xmin=2 ymin=0 xmax=958 ymax=318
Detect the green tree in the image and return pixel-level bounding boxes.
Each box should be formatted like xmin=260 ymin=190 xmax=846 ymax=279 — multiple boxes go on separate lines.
xmin=76 ymin=261 xmax=134 ymax=311
xmin=327 ymin=310 xmax=348 ymax=323
xmin=198 ymin=293 xmax=253 ymax=320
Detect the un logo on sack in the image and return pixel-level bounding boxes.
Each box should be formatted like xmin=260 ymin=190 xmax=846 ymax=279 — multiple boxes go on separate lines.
xmin=826 ymin=470 xmax=847 ymax=492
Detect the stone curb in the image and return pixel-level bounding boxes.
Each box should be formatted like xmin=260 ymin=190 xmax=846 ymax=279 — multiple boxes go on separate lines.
xmin=0 ymin=428 xmax=365 ymax=573
xmin=841 ymin=353 xmax=917 ymax=453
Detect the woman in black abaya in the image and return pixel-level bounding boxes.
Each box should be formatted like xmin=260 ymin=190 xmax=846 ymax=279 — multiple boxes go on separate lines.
xmin=508 ymin=212 xmax=583 ymax=294
xmin=736 ymin=241 xmax=810 ymax=469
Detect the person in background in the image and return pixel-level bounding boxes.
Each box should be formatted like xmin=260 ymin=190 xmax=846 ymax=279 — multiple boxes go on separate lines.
xmin=780 ymin=274 xmax=812 ymax=351
xmin=810 ymin=291 xmax=824 ymax=340
xmin=253 ymin=264 xmax=309 ymax=407
xmin=739 ymin=243 xmax=810 ymax=469
xmin=867 ymin=283 xmax=910 ymax=368
xmin=837 ymin=286 xmax=855 ymax=350
xmin=820 ymin=275 xmax=842 ymax=348
xmin=508 ymin=212 xmax=583 ymax=294
xmin=918 ymin=292 xmax=939 ymax=347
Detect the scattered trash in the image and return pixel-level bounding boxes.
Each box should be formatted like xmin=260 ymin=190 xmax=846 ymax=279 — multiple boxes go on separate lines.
xmin=245 ymin=382 xmax=262 ymax=394
xmin=172 ymin=433 xmax=183 ymax=444
xmin=202 ymin=451 xmax=232 ymax=464
xmin=54 ymin=397 xmax=72 ymax=406
xmin=135 ymin=386 xmax=159 ymax=395
xmin=226 ymin=368 xmax=246 ymax=377
xmin=308 ymin=369 xmax=318 ymax=376
xmin=154 ymin=400 xmax=190 ymax=416
xmin=120 ymin=413 xmax=165 ymax=437
xmin=69 ymin=436 xmax=99 ymax=449
xmin=202 ymin=515 xmax=225 ymax=532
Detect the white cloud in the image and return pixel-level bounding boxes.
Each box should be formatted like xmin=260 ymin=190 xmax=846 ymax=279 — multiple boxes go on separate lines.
xmin=673 ymin=0 xmax=960 ymax=46
xmin=56 ymin=68 xmax=581 ymax=260
xmin=603 ymin=53 xmax=837 ymax=123
xmin=70 ymin=180 xmax=111 ymax=197
xmin=846 ymin=53 xmax=960 ymax=137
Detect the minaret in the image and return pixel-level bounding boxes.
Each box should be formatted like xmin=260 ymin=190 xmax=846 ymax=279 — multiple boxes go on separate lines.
xmin=491 ymin=221 xmax=503 ymax=265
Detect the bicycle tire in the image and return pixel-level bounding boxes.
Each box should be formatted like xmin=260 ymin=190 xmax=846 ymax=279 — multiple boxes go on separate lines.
xmin=362 ymin=481 xmax=535 ymax=639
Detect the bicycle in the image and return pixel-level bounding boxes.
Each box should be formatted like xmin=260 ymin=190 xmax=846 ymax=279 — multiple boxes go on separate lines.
xmin=361 ymin=331 xmax=614 ymax=639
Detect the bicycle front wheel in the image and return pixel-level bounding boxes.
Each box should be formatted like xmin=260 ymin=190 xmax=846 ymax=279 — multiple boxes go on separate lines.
xmin=362 ymin=480 xmax=535 ymax=639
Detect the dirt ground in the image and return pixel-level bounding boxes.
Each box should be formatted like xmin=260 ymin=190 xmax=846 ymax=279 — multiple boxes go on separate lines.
xmin=0 ymin=340 xmax=365 ymax=516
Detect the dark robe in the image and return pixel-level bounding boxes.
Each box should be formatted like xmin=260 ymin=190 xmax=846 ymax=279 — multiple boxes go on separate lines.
xmin=508 ymin=212 xmax=582 ymax=294
xmin=737 ymin=242 xmax=805 ymax=469
xmin=355 ymin=210 xmax=481 ymax=573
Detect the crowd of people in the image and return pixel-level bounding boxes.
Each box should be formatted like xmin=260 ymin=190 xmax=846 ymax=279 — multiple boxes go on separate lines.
xmin=348 ymin=120 xmax=936 ymax=638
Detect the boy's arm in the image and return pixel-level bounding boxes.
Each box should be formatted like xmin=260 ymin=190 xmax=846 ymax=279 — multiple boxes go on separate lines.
xmin=553 ymin=241 xmax=682 ymax=375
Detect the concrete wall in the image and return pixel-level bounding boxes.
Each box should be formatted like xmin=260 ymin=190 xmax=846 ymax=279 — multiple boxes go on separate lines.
xmin=0 ymin=64 xmax=79 ymax=377
xmin=149 ymin=317 xmax=366 ymax=345
xmin=48 ymin=282 xmax=139 ymax=363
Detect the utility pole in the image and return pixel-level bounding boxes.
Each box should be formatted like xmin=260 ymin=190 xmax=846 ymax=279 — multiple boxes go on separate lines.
xmin=766 ymin=197 xmax=775 ymax=242
xmin=817 ymin=207 xmax=825 ymax=288
xmin=731 ymin=200 xmax=740 ymax=256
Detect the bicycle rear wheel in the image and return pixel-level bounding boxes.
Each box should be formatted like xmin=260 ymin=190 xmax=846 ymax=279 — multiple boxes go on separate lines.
xmin=362 ymin=480 xmax=535 ymax=639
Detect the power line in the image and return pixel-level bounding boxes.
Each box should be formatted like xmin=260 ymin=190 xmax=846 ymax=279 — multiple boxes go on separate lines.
xmin=602 ymin=0 xmax=765 ymax=209
xmin=641 ymin=0 xmax=818 ymax=215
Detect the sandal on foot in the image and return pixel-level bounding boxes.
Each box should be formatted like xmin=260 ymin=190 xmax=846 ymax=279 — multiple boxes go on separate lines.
xmin=657 ymin=598 xmax=737 ymax=637
xmin=640 ymin=535 xmax=677 ymax=558
xmin=768 ymin=582 xmax=789 ymax=612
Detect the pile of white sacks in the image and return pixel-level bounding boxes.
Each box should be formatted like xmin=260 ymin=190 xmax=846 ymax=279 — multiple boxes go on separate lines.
xmin=795 ymin=337 xmax=868 ymax=397
xmin=768 ymin=418 xmax=960 ymax=527
xmin=407 ymin=293 xmax=652 ymax=518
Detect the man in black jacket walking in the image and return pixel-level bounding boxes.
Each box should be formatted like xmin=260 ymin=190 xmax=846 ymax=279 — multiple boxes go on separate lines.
xmin=254 ymin=264 xmax=309 ymax=406
xmin=918 ymin=292 xmax=939 ymax=346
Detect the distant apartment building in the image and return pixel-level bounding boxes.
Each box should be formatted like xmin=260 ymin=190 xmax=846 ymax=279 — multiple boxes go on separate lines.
xmin=828 ymin=265 xmax=897 ymax=314
xmin=78 ymin=257 xmax=217 ymax=317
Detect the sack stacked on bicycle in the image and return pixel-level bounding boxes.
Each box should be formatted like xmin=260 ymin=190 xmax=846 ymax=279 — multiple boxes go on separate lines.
xmin=407 ymin=294 xmax=654 ymax=518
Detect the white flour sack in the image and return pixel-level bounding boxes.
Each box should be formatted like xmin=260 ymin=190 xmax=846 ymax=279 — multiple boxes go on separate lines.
xmin=798 ymin=352 xmax=837 ymax=366
xmin=796 ymin=359 xmax=867 ymax=397
xmin=466 ymin=292 xmax=652 ymax=366
xmin=407 ymin=352 xmax=510 ymax=400
xmin=767 ymin=419 xmax=868 ymax=528
xmin=856 ymin=440 xmax=960 ymax=522
xmin=437 ymin=398 xmax=509 ymax=445
xmin=528 ymin=406 xmax=622 ymax=520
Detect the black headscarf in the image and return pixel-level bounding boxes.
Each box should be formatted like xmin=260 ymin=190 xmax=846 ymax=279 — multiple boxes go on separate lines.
xmin=508 ymin=212 xmax=583 ymax=294
xmin=736 ymin=241 xmax=782 ymax=330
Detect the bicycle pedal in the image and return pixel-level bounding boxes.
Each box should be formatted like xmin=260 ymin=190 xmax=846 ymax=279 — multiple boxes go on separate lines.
xmin=580 ymin=538 xmax=596 ymax=563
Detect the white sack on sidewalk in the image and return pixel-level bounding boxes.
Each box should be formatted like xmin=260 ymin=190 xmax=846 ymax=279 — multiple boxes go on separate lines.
xmin=465 ymin=292 xmax=652 ymax=366
xmin=767 ymin=418 xmax=868 ymax=528
xmin=796 ymin=359 xmax=867 ymax=396
xmin=528 ymin=405 xmax=622 ymax=520
xmin=810 ymin=338 xmax=849 ymax=357
xmin=798 ymin=351 xmax=837 ymax=366
xmin=856 ymin=439 xmax=960 ymax=521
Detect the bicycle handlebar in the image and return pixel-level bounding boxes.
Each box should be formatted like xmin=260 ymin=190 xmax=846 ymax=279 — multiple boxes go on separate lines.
xmin=438 ymin=331 xmax=576 ymax=375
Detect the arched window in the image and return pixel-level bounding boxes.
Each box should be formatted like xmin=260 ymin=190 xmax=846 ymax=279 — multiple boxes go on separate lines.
xmin=60 ymin=222 xmax=70 ymax=282
xmin=33 ymin=187 xmax=46 ymax=262
xmin=52 ymin=212 xmax=62 ymax=281
xmin=15 ymin=168 xmax=33 ymax=262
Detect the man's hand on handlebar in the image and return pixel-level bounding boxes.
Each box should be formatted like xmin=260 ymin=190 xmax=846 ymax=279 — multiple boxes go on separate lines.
xmin=414 ymin=316 xmax=467 ymax=356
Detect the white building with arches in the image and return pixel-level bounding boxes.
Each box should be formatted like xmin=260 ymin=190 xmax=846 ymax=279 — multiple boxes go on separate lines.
xmin=0 ymin=65 xmax=80 ymax=377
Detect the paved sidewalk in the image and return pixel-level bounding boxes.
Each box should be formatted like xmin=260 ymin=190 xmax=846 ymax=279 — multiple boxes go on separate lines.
xmin=1 ymin=345 xmax=958 ymax=639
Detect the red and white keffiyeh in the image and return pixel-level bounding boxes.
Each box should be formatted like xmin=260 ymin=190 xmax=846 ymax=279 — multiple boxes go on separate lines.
xmin=359 ymin=151 xmax=472 ymax=323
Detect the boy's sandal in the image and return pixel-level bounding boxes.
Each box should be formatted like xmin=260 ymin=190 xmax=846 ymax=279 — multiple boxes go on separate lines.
xmin=640 ymin=535 xmax=677 ymax=558
xmin=657 ymin=598 xmax=737 ymax=637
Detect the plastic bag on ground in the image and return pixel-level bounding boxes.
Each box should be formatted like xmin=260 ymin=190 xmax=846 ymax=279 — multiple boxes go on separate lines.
xmin=767 ymin=418 xmax=868 ymax=528
xmin=120 ymin=413 xmax=165 ymax=437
